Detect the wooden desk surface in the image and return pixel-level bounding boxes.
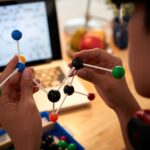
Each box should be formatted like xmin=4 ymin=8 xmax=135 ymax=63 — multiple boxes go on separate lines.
xmin=56 ymin=28 xmax=150 ymax=150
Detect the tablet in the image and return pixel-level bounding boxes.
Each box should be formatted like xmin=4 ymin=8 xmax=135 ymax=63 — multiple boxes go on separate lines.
xmin=0 ymin=0 xmax=61 ymax=71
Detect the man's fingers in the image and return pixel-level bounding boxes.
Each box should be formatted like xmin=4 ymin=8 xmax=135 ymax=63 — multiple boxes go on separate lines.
xmin=73 ymin=49 xmax=122 ymax=69
xmin=28 ymin=67 xmax=35 ymax=74
xmin=73 ymin=48 xmax=104 ymax=62
xmin=33 ymin=79 xmax=40 ymax=86
xmin=76 ymin=68 xmax=102 ymax=84
xmin=0 ymin=55 xmax=18 ymax=82
xmin=33 ymin=86 xmax=39 ymax=94
xmin=20 ymin=69 xmax=33 ymax=101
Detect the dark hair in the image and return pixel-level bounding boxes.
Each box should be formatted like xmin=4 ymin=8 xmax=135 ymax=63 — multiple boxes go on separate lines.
xmin=112 ymin=0 xmax=150 ymax=32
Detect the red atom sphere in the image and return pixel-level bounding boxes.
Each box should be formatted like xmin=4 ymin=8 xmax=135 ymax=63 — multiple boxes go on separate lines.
xmin=60 ymin=136 xmax=67 ymax=141
xmin=88 ymin=93 xmax=95 ymax=101
xmin=49 ymin=112 xmax=59 ymax=122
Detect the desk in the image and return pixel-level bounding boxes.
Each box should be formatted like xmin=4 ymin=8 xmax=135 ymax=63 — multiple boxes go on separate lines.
xmin=58 ymin=41 xmax=126 ymax=150
xmin=59 ymin=37 xmax=150 ymax=150
xmin=56 ymin=1 xmax=150 ymax=149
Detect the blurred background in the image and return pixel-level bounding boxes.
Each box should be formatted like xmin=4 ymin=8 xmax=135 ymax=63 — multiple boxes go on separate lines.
xmin=56 ymin=0 xmax=132 ymax=58
xmin=55 ymin=1 xmax=149 ymax=150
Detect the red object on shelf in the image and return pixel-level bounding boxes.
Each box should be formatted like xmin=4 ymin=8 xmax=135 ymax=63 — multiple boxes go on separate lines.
xmin=79 ymin=35 xmax=105 ymax=50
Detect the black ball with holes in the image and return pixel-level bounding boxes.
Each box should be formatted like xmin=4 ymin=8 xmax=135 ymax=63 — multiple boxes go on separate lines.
xmin=72 ymin=58 xmax=83 ymax=70
xmin=47 ymin=90 xmax=61 ymax=102
xmin=64 ymin=85 xmax=74 ymax=96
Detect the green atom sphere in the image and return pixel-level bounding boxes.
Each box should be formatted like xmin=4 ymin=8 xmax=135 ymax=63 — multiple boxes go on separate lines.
xmin=112 ymin=66 xmax=125 ymax=79
xmin=68 ymin=143 xmax=76 ymax=150
xmin=58 ymin=140 xmax=68 ymax=149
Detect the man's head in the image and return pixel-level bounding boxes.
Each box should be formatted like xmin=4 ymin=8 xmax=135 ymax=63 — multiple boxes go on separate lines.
xmin=113 ymin=0 xmax=150 ymax=97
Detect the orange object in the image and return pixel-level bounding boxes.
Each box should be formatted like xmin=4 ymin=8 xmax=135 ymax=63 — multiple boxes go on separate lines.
xmin=49 ymin=112 xmax=58 ymax=122
xmin=88 ymin=30 xmax=106 ymax=41
xmin=20 ymin=55 xmax=26 ymax=64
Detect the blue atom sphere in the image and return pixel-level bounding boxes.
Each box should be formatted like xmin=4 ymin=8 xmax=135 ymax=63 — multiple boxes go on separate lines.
xmin=16 ymin=62 xmax=26 ymax=73
xmin=11 ymin=30 xmax=22 ymax=40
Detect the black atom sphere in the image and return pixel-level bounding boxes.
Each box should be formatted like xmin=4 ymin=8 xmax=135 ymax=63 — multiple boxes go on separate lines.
xmin=47 ymin=90 xmax=61 ymax=102
xmin=64 ymin=85 xmax=74 ymax=96
xmin=72 ymin=58 xmax=84 ymax=70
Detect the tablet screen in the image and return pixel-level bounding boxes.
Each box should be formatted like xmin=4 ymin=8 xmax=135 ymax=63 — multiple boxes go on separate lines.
xmin=0 ymin=1 xmax=52 ymax=67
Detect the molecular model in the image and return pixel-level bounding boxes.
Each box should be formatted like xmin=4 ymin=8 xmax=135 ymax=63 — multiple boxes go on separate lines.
xmin=0 ymin=30 xmax=125 ymax=123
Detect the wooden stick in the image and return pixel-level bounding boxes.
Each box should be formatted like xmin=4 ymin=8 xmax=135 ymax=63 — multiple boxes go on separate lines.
xmin=58 ymin=67 xmax=75 ymax=90
xmin=74 ymin=91 xmax=88 ymax=97
xmin=83 ymin=63 xmax=112 ymax=72
xmin=0 ymin=68 xmax=18 ymax=88
xmin=17 ymin=41 xmax=21 ymax=62
xmin=33 ymin=79 xmax=48 ymax=94
xmin=56 ymin=95 xmax=68 ymax=114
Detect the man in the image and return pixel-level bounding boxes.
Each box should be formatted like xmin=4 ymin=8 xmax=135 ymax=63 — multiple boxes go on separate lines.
xmin=73 ymin=0 xmax=150 ymax=149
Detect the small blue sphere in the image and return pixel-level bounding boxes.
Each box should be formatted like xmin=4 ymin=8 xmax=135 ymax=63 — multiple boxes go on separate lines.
xmin=40 ymin=111 xmax=49 ymax=121
xmin=16 ymin=62 xmax=25 ymax=73
xmin=11 ymin=30 xmax=22 ymax=41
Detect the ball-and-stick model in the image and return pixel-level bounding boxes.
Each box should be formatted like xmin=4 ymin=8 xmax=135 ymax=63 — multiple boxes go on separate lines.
xmin=0 ymin=30 xmax=125 ymax=123
xmin=0 ymin=30 xmax=26 ymax=92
